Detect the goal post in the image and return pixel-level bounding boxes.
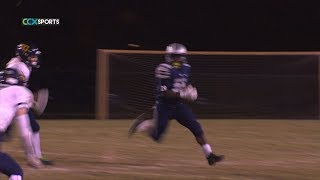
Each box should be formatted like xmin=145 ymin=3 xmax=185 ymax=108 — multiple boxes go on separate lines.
xmin=96 ymin=49 xmax=108 ymax=120
xmin=96 ymin=49 xmax=320 ymax=120
xmin=96 ymin=49 xmax=165 ymax=120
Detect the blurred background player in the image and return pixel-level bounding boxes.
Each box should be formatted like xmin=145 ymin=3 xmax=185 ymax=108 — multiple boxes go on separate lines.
xmin=0 ymin=68 xmax=43 ymax=169
xmin=129 ymin=43 xmax=224 ymax=166
xmin=5 ymin=43 xmax=53 ymax=166
xmin=0 ymin=152 xmax=24 ymax=180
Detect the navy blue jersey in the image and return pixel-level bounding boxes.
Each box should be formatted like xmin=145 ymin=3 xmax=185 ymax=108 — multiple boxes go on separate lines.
xmin=155 ymin=63 xmax=191 ymax=104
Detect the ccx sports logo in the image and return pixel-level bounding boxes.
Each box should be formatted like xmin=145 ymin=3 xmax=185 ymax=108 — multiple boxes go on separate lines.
xmin=22 ymin=18 xmax=60 ymax=26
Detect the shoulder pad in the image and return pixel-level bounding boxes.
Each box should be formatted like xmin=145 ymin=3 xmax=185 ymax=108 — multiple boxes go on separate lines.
xmin=6 ymin=58 xmax=31 ymax=82
xmin=6 ymin=57 xmax=22 ymax=68
xmin=155 ymin=63 xmax=172 ymax=79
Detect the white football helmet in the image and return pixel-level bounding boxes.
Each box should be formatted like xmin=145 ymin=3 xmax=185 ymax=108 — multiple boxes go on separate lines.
xmin=165 ymin=43 xmax=187 ymax=67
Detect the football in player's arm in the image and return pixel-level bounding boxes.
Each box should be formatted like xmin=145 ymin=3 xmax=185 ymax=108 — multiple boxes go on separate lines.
xmin=129 ymin=43 xmax=224 ymax=166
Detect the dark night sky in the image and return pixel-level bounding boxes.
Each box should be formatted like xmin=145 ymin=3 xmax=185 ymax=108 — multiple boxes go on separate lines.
xmin=1 ymin=0 xmax=320 ymax=67
xmin=0 ymin=1 xmax=319 ymax=79
xmin=0 ymin=0 xmax=320 ymax=117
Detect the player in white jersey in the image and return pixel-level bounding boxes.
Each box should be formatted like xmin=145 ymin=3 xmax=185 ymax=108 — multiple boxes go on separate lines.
xmin=0 ymin=68 xmax=43 ymax=172
xmin=4 ymin=43 xmax=53 ymax=166
xmin=6 ymin=43 xmax=40 ymax=84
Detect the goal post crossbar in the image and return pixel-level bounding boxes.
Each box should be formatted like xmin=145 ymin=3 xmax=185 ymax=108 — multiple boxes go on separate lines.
xmin=98 ymin=49 xmax=320 ymax=56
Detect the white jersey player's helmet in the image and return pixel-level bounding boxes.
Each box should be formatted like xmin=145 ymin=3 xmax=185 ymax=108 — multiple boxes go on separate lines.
xmin=15 ymin=43 xmax=42 ymax=68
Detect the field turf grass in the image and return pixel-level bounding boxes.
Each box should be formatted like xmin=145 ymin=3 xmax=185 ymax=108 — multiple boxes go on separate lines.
xmin=1 ymin=119 xmax=319 ymax=180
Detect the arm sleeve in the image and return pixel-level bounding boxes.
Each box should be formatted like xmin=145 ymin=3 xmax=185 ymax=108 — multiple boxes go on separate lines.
xmin=155 ymin=63 xmax=171 ymax=79
xmin=155 ymin=64 xmax=172 ymax=89
xmin=155 ymin=63 xmax=180 ymax=98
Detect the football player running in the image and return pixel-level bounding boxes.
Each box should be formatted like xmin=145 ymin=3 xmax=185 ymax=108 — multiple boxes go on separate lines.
xmin=4 ymin=43 xmax=53 ymax=166
xmin=0 ymin=68 xmax=43 ymax=170
xmin=129 ymin=43 xmax=224 ymax=166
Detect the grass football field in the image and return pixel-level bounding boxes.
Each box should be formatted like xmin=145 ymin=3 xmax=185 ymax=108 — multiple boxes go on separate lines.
xmin=1 ymin=119 xmax=319 ymax=180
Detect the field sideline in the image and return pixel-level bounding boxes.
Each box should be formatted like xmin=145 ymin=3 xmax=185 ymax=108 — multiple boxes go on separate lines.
xmin=1 ymin=119 xmax=319 ymax=180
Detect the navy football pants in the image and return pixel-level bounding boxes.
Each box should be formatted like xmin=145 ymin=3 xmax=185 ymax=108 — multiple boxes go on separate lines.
xmin=0 ymin=152 xmax=23 ymax=178
xmin=150 ymin=102 xmax=204 ymax=141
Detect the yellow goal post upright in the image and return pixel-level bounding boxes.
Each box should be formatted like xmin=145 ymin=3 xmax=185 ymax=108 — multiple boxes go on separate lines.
xmin=96 ymin=49 xmax=320 ymax=120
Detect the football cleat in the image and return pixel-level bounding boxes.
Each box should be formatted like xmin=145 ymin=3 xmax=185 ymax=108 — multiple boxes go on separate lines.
xmin=128 ymin=113 xmax=148 ymax=137
xmin=207 ymin=153 xmax=224 ymax=166
xmin=40 ymin=157 xmax=54 ymax=165
xmin=27 ymin=156 xmax=44 ymax=169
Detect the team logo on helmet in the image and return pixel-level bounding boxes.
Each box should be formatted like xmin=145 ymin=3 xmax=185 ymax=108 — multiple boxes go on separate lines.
xmin=18 ymin=44 xmax=30 ymax=53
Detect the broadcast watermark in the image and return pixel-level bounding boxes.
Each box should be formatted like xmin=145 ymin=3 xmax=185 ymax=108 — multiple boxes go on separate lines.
xmin=22 ymin=18 xmax=60 ymax=26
